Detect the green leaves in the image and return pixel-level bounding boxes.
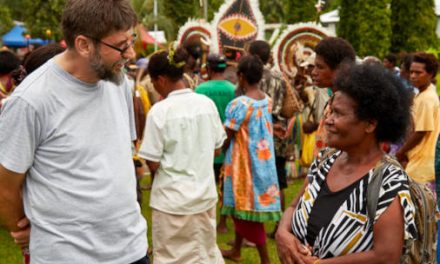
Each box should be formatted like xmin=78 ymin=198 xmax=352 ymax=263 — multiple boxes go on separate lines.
xmin=391 ymin=0 xmax=438 ymax=52
xmin=357 ymin=0 xmax=391 ymax=58
xmin=338 ymin=0 xmax=438 ymax=57
xmin=0 ymin=6 xmax=13 ymax=36
xmin=0 ymin=0 xmax=65 ymax=40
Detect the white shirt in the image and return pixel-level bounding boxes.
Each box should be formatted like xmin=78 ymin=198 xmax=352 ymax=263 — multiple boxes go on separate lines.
xmin=139 ymin=88 xmax=226 ymax=214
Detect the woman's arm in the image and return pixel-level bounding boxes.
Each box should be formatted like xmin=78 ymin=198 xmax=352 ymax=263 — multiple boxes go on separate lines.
xmin=221 ymin=127 xmax=235 ymax=152
xmin=275 ymin=178 xmax=310 ymax=264
xmin=302 ymin=196 xmax=404 ymax=264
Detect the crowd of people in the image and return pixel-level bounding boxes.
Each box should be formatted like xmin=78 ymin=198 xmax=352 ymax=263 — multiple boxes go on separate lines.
xmin=0 ymin=0 xmax=439 ymax=264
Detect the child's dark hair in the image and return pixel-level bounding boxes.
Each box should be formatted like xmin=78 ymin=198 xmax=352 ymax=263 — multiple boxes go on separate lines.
xmin=0 ymin=51 xmax=20 ymax=75
xmin=412 ymin=52 xmax=439 ymax=77
xmin=237 ymin=55 xmax=263 ymax=85
xmin=249 ymin=40 xmax=271 ymax=64
xmin=384 ymin=53 xmax=398 ymax=65
xmin=147 ymin=47 xmax=188 ymax=81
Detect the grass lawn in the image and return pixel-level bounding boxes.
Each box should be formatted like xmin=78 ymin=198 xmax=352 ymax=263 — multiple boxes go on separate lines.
xmin=0 ymin=177 xmax=305 ymax=264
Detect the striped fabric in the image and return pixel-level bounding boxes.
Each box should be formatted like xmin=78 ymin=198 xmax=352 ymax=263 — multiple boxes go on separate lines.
xmin=291 ymin=150 xmax=417 ymax=259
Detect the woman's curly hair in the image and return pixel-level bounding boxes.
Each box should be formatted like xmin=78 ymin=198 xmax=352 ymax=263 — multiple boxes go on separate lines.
xmin=148 ymin=47 xmax=188 ymax=82
xmin=334 ymin=63 xmax=412 ymax=143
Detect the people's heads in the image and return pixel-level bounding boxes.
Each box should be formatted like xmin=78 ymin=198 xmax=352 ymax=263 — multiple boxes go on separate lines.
xmin=248 ymin=40 xmax=271 ymax=64
xmin=299 ymin=53 xmax=316 ymax=76
xmin=147 ymin=47 xmax=188 ymax=97
xmin=0 ymin=51 xmax=20 ymax=76
xmin=62 ymin=0 xmax=137 ymax=84
xmin=362 ymin=56 xmax=382 ymax=66
xmin=0 ymin=51 xmax=21 ymax=92
xmin=236 ymin=55 xmax=264 ymax=87
xmin=11 ymin=44 xmax=65 ymax=86
xmin=383 ymin=53 xmax=398 ymax=70
xmin=183 ymin=41 xmax=203 ymax=72
xmin=206 ymin=54 xmax=227 ymax=78
xmin=326 ymin=64 xmax=412 ymax=150
xmin=224 ymin=47 xmax=238 ymax=62
xmin=312 ymin=37 xmax=356 ymax=88
xmin=399 ymin=53 xmax=413 ymax=81
xmin=23 ymin=44 xmax=65 ymax=74
xmin=410 ymin=52 xmax=439 ymax=90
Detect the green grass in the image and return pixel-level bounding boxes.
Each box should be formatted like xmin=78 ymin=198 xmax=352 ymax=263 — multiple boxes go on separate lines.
xmin=0 ymin=177 xmax=304 ymax=264
xmin=436 ymin=75 xmax=440 ymax=96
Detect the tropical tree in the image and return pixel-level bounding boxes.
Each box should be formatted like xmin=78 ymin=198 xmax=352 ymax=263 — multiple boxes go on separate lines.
xmin=356 ymin=0 xmax=391 ymax=58
xmin=390 ymin=0 xmax=438 ymax=52
xmin=259 ymin=0 xmax=287 ymax=23
xmin=131 ymin=0 xmax=176 ymax=42
xmin=324 ymin=0 xmax=341 ymax=12
xmin=162 ymin=0 xmax=199 ymax=38
xmin=259 ymin=0 xmax=318 ymax=24
xmin=285 ymin=0 xmax=318 ymax=24
xmin=25 ymin=0 xmax=66 ymax=40
xmin=0 ymin=0 xmax=65 ymax=40
xmin=0 ymin=6 xmax=13 ymax=36
xmin=337 ymin=0 xmax=360 ymax=51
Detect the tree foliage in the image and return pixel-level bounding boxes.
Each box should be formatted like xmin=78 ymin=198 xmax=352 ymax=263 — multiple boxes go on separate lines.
xmin=131 ymin=0 xmax=175 ymax=42
xmin=391 ymin=0 xmax=438 ymax=52
xmin=0 ymin=6 xmax=13 ymax=36
xmin=259 ymin=0 xmax=317 ymax=24
xmin=0 ymin=0 xmax=65 ymax=40
xmin=161 ymin=0 xmax=223 ymax=40
xmin=259 ymin=0 xmax=287 ymax=23
xmin=357 ymin=0 xmax=391 ymax=58
xmin=285 ymin=0 xmax=317 ymax=24
xmin=337 ymin=0 xmax=360 ymax=51
xmin=162 ymin=0 xmax=200 ymax=39
xmin=338 ymin=0 xmax=392 ymax=58
xmin=24 ymin=0 xmax=66 ymax=40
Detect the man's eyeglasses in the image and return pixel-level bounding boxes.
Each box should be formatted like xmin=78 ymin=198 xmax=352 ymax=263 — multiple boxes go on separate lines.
xmin=87 ymin=34 xmax=137 ymax=56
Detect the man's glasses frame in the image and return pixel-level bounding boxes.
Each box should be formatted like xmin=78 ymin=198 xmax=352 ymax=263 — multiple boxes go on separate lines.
xmin=86 ymin=33 xmax=137 ymax=56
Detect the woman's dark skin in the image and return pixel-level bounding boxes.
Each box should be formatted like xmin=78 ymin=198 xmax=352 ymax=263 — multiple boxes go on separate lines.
xmin=275 ymin=92 xmax=405 ymax=264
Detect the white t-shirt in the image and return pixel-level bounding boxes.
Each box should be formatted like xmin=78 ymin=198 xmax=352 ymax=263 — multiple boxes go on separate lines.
xmin=139 ymin=89 xmax=226 ymax=215
xmin=0 ymin=59 xmax=147 ymax=264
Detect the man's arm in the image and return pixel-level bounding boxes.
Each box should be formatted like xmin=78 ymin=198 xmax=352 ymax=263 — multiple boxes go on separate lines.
xmin=145 ymin=160 xmax=160 ymax=180
xmin=396 ymin=131 xmax=427 ymax=163
xmin=222 ymin=127 xmax=235 ymax=152
xmin=0 ymin=164 xmax=26 ymax=232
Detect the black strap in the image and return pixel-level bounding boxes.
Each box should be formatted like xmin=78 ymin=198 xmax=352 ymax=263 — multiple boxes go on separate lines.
xmin=366 ymin=155 xmax=402 ymax=224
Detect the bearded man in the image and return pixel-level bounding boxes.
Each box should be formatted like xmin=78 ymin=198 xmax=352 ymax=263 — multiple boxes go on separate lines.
xmin=0 ymin=0 xmax=149 ymax=263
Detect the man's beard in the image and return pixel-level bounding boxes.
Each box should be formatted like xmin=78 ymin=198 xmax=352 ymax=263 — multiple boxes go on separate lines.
xmin=90 ymin=51 xmax=126 ymax=85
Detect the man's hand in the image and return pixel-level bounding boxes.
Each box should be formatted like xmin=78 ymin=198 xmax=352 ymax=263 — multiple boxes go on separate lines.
xmin=275 ymin=228 xmax=309 ymax=264
xmin=273 ymin=123 xmax=287 ymax=139
xmin=10 ymin=216 xmax=30 ymax=249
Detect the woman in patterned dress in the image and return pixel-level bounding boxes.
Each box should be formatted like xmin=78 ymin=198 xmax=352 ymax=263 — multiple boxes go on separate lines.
xmin=221 ymin=55 xmax=282 ymax=264
xmin=276 ymin=63 xmax=417 ymax=263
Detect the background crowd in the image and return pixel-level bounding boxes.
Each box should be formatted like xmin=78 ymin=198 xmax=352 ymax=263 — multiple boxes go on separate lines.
xmin=0 ymin=0 xmax=439 ymax=264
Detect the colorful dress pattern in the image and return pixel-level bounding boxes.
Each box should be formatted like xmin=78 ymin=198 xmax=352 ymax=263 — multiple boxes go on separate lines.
xmin=292 ymin=149 xmax=417 ymax=259
xmin=222 ymin=96 xmax=281 ymax=222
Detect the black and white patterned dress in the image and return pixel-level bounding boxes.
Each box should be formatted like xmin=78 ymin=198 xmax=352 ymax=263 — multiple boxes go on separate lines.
xmin=291 ymin=149 xmax=417 ymax=259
